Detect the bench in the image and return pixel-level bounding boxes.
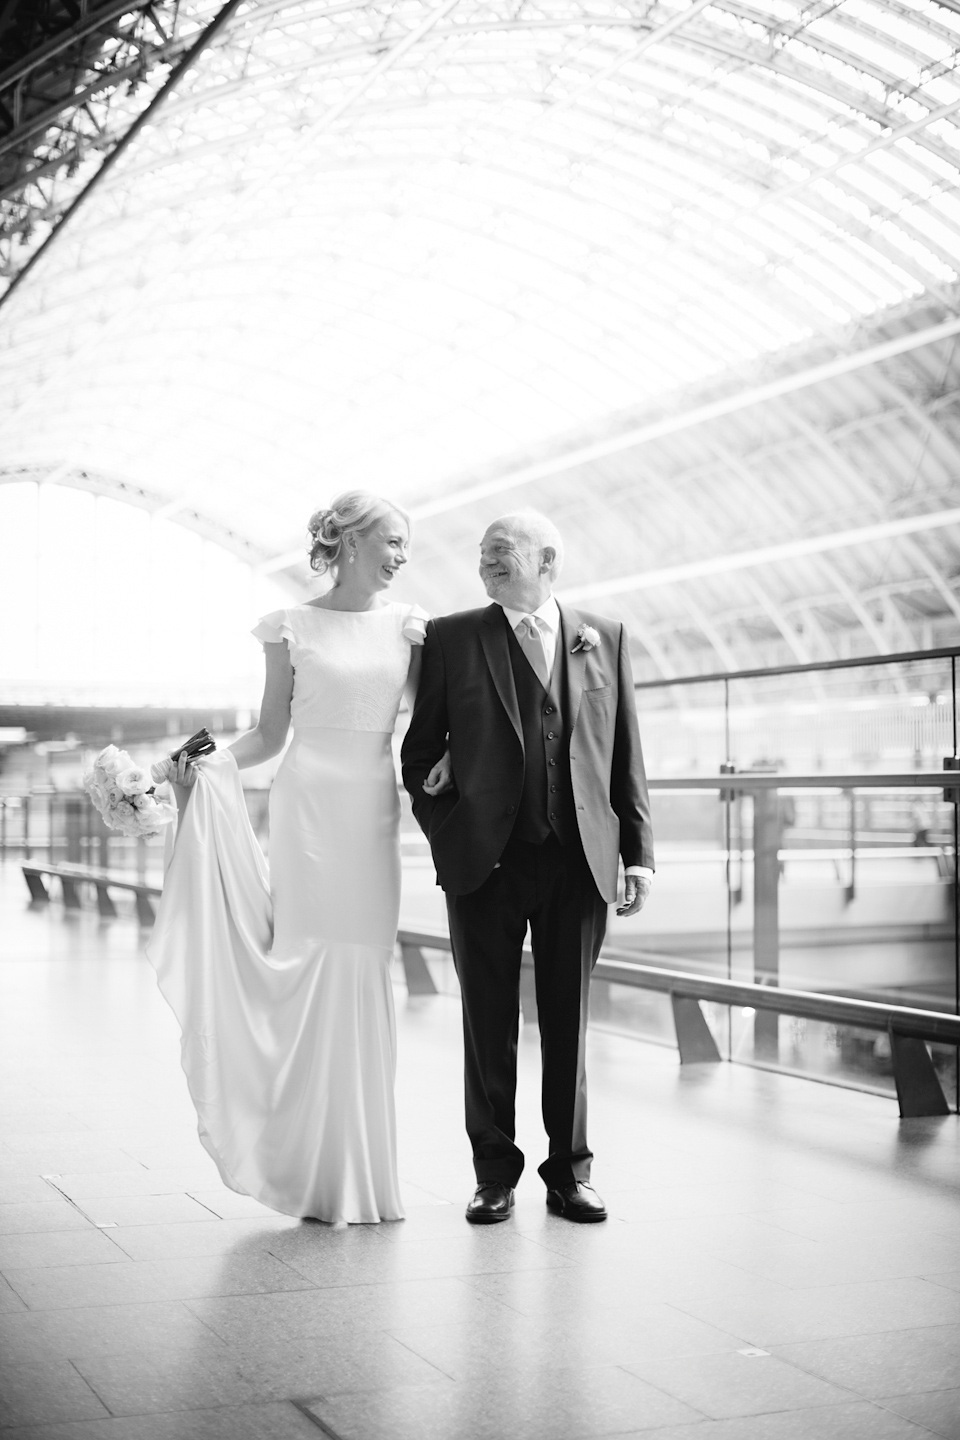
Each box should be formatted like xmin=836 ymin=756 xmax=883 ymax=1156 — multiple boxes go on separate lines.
xmin=397 ymin=928 xmax=960 ymax=1119
xmin=23 ymin=863 xmax=162 ymax=926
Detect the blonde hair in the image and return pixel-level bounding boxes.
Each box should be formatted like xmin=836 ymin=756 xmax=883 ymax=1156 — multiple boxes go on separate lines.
xmin=307 ymin=491 xmax=409 ymax=576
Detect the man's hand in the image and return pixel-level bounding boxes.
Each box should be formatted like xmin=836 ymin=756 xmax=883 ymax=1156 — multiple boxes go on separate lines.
xmin=616 ymin=874 xmax=652 ymax=917
xmin=423 ymin=748 xmax=453 ymax=796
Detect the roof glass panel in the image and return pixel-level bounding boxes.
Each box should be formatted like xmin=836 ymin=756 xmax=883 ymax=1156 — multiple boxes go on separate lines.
xmin=0 ymin=0 xmax=958 ymax=580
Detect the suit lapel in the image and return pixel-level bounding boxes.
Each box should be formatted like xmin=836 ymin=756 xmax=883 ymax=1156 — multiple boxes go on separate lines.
xmin=480 ymin=605 xmax=522 ymax=745
xmin=559 ymin=605 xmax=587 ymax=731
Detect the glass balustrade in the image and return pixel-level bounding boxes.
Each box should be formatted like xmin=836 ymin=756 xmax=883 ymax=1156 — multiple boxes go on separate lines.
xmin=3 ymin=646 xmax=958 ymax=1108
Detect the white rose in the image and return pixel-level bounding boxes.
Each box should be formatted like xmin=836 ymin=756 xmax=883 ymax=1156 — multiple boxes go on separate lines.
xmin=117 ymin=766 xmax=151 ymax=796
xmin=98 ymin=746 xmax=123 ymax=777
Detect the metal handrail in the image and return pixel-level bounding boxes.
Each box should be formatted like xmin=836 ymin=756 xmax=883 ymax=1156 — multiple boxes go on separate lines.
xmin=633 ymin=643 xmax=960 ymax=691
xmin=592 ymin=952 xmax=960 ymax=1040
xmin=646 ymin=772 xmax=956 ymax=789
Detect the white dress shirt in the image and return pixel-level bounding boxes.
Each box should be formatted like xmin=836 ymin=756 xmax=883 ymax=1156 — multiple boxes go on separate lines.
xmin=498 ymin=596 xmax=652 ymax=885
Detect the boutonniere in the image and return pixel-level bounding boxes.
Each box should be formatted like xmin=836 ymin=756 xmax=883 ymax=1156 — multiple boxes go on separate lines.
xmin=571 ymin=623 xmax=601 ymax=653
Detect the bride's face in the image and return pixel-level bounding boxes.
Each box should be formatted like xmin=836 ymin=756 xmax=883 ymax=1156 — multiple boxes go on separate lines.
xmin=350 ymin=511 xmax=410 ymax=590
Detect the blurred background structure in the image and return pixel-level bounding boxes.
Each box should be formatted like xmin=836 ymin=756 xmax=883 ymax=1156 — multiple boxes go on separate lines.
xmin=2 ymin=0 xmax=960 ymax=1097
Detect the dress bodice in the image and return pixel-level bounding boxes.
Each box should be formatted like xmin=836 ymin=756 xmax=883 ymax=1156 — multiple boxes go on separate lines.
xmin=252 ymin=601 xmax=428 ymax=733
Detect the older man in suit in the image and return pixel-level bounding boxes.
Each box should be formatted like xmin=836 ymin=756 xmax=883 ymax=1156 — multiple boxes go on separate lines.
xmin=402 ymin=510 xmax=654 ymax=1224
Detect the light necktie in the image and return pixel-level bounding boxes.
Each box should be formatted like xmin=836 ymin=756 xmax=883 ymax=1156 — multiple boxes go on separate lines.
xmin=516 ymin=615 xmax=550 ymax=689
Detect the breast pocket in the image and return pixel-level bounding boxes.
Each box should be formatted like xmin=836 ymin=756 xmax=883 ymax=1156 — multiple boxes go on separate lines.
xmin=584 ymin=685 xmax=612 ymax=701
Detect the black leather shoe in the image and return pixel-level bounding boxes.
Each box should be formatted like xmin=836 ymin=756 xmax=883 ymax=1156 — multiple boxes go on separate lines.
xmin=545 ymin=1181 xmax=607 ymax=1223
xmin=465 ymin=1183 xmax=515 ymax=1224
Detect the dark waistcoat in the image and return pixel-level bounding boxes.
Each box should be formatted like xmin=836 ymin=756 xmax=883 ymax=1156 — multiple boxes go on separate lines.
xmin=505 ymin=620 xmax=576 ymax=847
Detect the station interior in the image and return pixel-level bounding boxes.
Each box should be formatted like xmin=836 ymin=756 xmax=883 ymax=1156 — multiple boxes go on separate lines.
xmin=1 ymin=1 xmax=960 ymax=1437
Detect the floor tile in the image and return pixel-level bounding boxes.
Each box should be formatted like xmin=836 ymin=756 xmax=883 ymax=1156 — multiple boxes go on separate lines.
xmin=881 ymin=1389 xmax=960 ymax=1439
xmin=0 ymin=1199 xmax=94 ymax=1236
xmin=609 ymin=1398 xmax=945 ymax=1439
xmin=0 ymin=1298 xmax=231 ymax=1361
xmin=0 ymin=1357 xmax=110 ymax=1427
xmin=0 ymin=1272 xmax=27 ymax=1311
xmin=623 ymin=1348 xmax=859 ymax=1418
xmin=0 ymin=1227 xmax=125 ymax=1270
xmin=667 ymin=1276 xmax=960 ymax=1346
xmin=185 ymin=1189 xmax=279 ymax=1220
xmin=0 ymin=1401 xmax=324 ymax=1439
xmin=231 ymin=1329 xmax=453 ymax=1397
xmin=279 ymin=1227 xmax=567 ymax=1287
xmin=52 ymin=1169 xmax=225 ymax=1202
xmin=1 ymin=1251 xmax=315 ymax=1309
xmin=105 ymin=1214 xmax=304 ymax=1261
xmin=187 ymin=1275 xmax=518 ymax=1344
xmin=774 ymin=1325 xmax=960 ymax=1399
xmin=302 ymin=1367 xmax=705 ymax=1440
xmin=396 ymin=1305 xmax=742 ymax=1377
xmin=926 ymin=1270 xmax=960 ymax=1293
xmin=70 ymin=1349 xmax=260 ymax=1416
xmin=0 ymin=1176 xmax=65 ymax=1204
xmin=76 ymin=1193 xmax=220 ymax=1227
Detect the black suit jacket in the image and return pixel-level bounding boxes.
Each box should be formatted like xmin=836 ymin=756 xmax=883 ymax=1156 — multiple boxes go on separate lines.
xmin=401 ymin=603 xmax=654 ymax=901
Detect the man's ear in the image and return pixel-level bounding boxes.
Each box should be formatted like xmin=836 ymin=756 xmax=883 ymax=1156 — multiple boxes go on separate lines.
xmin=540 ymin=546 xmax=556 ymax=573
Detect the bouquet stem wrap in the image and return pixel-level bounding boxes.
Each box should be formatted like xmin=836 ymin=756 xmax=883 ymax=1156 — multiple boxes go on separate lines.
xmin=150 ymin=728 xmax=217 ymax=786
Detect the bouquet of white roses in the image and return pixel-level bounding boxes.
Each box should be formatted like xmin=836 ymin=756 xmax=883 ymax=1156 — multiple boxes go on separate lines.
xmin=83 ymin=729 xmax=217 ymax=838
xmin=83 ymin=745 xmax=177 ymax=838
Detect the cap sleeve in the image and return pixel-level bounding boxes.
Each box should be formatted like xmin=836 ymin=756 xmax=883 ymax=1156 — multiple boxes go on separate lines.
xmin=401 ymin=603 xmax=429 ymax=646
xmin=251 ymin=609 xmax=294 ymax=646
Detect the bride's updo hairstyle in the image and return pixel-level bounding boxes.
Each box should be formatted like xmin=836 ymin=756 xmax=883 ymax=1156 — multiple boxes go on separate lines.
xmin=307 ymin=491 xmax=409 ymax=577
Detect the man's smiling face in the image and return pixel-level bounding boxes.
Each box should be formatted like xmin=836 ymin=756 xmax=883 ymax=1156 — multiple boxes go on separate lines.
xmin=479 ymin=517 xmax=551 ymax=611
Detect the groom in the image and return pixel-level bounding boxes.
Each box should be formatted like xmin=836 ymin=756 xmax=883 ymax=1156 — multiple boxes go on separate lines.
xmin=402 ymin=510 xmax=654 ymax=1224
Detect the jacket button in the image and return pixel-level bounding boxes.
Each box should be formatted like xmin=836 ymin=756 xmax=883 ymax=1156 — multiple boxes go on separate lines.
xmin=544 ymin=705 xmax=554 ymax=714
xmin=550 ymin=785 xmax=558 ymax=793
xmin=548 ymin=758 xmax=557 ymax=767
xmin=549 ymin=812 xmax=558 ymax=820
xmin=506 ymin=805 xmax=515 ymax=814
xmin=546 ymin=731 xmax=556 ymax=740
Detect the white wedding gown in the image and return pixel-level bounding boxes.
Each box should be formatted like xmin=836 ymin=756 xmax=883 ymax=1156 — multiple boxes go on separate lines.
xmin=147 ymin=600 xmax=427 ymax=1224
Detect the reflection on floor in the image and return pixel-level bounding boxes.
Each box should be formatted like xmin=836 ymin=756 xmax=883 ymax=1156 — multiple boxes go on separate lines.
xmin=2 ymin=863 xmax=960 ymax=1440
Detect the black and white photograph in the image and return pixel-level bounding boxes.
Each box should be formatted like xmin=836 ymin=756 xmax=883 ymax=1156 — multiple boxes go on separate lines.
xmin=1 ymin=1 xmax=960 ymax=1436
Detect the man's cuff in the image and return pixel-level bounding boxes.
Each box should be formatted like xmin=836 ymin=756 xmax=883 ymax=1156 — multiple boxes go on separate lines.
xmin=625 ymin=866 xmax=654 ymax=880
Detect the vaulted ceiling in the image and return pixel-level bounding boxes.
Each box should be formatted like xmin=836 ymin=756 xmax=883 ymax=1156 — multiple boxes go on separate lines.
xmin=2 ymin=0 xmax=959 ymax=677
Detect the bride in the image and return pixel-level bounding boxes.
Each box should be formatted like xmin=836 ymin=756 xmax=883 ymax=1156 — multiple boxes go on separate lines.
xmin=147 ymin=492 xmax=449 ymax=1225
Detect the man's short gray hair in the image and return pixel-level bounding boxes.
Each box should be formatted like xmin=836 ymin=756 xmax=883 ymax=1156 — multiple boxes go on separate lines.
xmin=496 ymin=509 xmax=565 ymax=580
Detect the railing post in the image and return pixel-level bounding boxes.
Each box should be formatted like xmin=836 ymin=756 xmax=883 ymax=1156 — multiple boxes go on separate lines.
xmin=844 ymin=787 xmax=857 ymax=903
xmin=753 ymin=786 xmax=780 ymax=1057
xmin=64 ymin=797 xmax=83 ymax=865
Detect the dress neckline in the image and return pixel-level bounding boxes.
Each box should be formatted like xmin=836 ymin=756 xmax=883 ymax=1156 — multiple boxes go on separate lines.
xmin=299 ymin=601 xmax=397 ymax=616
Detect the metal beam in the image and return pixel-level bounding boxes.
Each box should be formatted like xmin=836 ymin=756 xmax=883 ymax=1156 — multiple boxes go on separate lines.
xmin=0 ymin=0 xmax=245 ymax=313
xmin=411 ymin=315 xmax=960 ymax=520
xmin=558 ymin=506 xmax=960 ymax=604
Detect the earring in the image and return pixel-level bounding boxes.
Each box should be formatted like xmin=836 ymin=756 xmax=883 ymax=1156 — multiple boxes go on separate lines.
xmin=348 ymin=553 xmax=355 ymax=564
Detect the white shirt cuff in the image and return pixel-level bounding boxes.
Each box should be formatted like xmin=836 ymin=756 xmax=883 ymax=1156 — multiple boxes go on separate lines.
xmin=625 ymin=866 xmax=653 ymax=880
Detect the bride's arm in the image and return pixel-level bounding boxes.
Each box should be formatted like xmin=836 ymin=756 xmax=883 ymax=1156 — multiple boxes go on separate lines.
xmin=169 ymin=642 xmax=292 ymax=800
xmin=403 ymin=641 xmax=452 ymax=795
xmin=227 ymin=640 xmax=293 ymax=770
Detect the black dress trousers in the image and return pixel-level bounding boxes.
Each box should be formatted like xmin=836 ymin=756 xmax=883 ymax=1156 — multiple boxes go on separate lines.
xmin=446 ymin=832 xmax=608 ymax=1188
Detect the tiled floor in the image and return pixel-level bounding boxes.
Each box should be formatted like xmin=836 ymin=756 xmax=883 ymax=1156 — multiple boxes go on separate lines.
xmin=1 ymin=863 xmax=959 ymax=1440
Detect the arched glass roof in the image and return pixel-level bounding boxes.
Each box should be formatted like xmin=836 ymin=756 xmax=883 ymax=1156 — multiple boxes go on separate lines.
xmin=1 ymin=0 xmax=959 ymax=676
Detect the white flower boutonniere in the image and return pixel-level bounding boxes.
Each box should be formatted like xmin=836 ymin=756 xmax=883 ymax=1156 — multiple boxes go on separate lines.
xmin=571 ymin=623 xmax=601 ymax=654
